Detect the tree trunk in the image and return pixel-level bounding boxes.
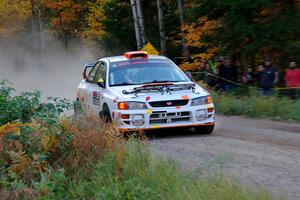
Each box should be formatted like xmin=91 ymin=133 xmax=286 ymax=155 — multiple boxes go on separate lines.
xmin=37 ymin=0 xmax=44 ymax=68
xmin=177 ymin=0 xmax=188 ymax=56
xmin=156 ymin=0 xmax=166 ymax=55
xmin=130 ymin=0 xmax=142 ymax=49
xmin=136 ymin=0 xmax=147 ymax=46
xmin=30 ymin=0 xmax=37 ymax=53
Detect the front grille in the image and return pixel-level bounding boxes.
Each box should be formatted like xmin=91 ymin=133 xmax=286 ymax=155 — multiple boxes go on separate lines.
xmin=149 ymin=111 xmax=191 ymax=124
xmin=149 ymin=100 xmax=189 ymax=107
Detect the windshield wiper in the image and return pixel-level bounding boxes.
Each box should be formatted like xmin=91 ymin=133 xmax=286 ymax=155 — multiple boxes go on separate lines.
xmin=141 ymin=80 xmax=180 ymax=84
xmin=110 ymin=82 xmax=138 ymax=87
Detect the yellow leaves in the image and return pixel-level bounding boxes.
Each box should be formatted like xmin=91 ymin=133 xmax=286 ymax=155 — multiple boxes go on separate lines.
xmin=42 ymin=0 xmax=84 ymax=35
xmin=180 ymin=16 xmax=219 ymax=71
xmin=182 ymin=17 xmax=217 ymax=48
xmin=41 ymin=134 xmax=59 ymax=152
xmin=0 ymin=122 xmax=35 ymax=138
xmin=83 ymin=0 xmax=109 ymax=45
xmin=0 ymin=0 xmax=31 ymax=36
xmin=8 ymin=151 xmax=31 ymax=176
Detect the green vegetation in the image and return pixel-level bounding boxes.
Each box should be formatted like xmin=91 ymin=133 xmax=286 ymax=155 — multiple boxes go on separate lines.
xmin=212 ymin=91 xmax=300 ymax=122
xmin=68 ymin=141 xmax=276 ymax=200
xmin=0 ymin=81 xmax=283 ymax=199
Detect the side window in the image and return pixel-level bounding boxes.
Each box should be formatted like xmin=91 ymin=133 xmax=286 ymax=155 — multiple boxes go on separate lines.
xmin=86 ymin=62 xmax=100 ymax=83
xmin=94 ymin=63 xmax=107 ymax=84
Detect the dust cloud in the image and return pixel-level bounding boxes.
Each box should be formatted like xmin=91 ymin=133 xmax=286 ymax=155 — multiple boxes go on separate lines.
xmin=0 ymin=33 xmax=101 ymax=101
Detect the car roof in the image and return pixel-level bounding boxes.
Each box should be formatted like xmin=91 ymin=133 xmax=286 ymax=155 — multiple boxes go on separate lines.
xmin=99 ymin=54 xmax=169 ymax=64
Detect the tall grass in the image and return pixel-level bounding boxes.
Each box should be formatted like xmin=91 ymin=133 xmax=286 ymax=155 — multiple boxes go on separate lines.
xmin=212 ymin=91 xmax=300 ymax=122
xmin=67 ymin=140 xmax=278 ymax=200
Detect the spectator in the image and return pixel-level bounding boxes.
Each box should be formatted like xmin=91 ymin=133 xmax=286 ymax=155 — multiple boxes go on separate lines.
xmin=260 ymin=58 xmax=277 ymax=95
xmin=285 ymin=61 xmax=300 ymax=99
xmin=218 ymin=58 xmax=238 ymax=91
xmin=254 ymin=65 xmax=264 ymax=86
xmin=242 ymin=65 xmax=254 ymax=85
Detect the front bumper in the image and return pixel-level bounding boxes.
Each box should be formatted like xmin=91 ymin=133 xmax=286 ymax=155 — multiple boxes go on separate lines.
xmin=113 ymin=104 xmax=215 ymax=132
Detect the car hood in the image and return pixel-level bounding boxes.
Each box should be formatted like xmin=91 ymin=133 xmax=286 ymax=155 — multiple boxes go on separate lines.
xmin=109 ymin=82 xmax=210 ymax=102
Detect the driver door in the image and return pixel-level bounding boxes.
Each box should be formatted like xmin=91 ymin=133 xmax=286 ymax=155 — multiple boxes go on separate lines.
xmin=88 ymin=62 xmax=107 ymax=114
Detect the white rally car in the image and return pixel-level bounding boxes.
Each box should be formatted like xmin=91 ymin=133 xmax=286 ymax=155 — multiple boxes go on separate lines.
xmin=75 ymin=51 xmax=215 ymax=134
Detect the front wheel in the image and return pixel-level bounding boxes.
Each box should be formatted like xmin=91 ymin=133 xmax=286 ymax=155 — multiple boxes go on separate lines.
xmin=194 ymin=125 xmax=214 ymax=135
xmin=99 ymin=104 xmax=112 ymax=123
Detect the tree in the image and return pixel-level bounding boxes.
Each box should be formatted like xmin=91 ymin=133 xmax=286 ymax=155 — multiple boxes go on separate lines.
xmin=177 ymin=0 xmax=188 ymax=56
xmin=0 ymin=0 xmax=31 ymax=37
xmin=130 ymin=0 xmax=142 ymax=49
xmin=84 ymin=0 xmax=107 ymax=46
xmin=130 ymin=0 xmax=147 ymax=49
xmin=156 ymin=0 xmax=166 ymax=55
xmin=136 ymin=0 xmax=147 ymax=46
xmin=188 ymin=0 xmax=300 ymax=65
xmin=42 ymin=0 xmax=85 ymax=49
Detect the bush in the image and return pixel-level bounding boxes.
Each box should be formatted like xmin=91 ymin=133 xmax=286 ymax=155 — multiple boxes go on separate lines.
xmin=0 ymin=80 xmax=123 ymax=198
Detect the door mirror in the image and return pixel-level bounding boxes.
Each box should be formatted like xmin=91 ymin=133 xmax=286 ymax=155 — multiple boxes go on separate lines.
xmin=97 ymin=78 xmax=105 ymax=88
xmin=82 ymin=62 xmax=96 ymax=79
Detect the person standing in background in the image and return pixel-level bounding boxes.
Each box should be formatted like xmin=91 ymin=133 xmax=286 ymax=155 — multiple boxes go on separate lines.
xmin=242 ymin=65 xmax=254 ymax=85
xmin=218 ymin=58 xmax=238 ymax=91
xmin=260 ymin=58 xmax=277 ymax=95
xmin=285 ymin=61 xmax=300 ymax=99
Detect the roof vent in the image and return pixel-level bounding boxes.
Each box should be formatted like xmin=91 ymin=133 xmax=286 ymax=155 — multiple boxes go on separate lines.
xmin=124 ymin=51 xmax=148 ymax=59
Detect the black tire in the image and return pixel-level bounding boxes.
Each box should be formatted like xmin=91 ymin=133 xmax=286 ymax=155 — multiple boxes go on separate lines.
xmin=99 ymin=104 xmax=112 ymax=122
xmin=74 ymin=99 xmax=83 ymax=117
xmin=194 ymin=125 xmax=214 ymax=135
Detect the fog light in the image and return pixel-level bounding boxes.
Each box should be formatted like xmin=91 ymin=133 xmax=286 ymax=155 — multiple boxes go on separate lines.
xmin=132 ymin=114 xmax=144 ymax=126
xmin=207 ymin=107 xmax=214 ymax=113
xmin=196 ymin=109 xmax=206 ymax=120
xmin=121 ymin=114 xmax=130 ymax=119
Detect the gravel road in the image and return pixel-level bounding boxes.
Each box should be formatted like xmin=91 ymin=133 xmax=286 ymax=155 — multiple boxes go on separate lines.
xmin=148 ymin=116 xmax=300 ymax=200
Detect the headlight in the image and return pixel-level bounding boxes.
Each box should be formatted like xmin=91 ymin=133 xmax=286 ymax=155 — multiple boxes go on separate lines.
xmin=118 ymin=101 xmax=147 ymax=110
xmin=191 ymin=95 xmax=212 ymax=106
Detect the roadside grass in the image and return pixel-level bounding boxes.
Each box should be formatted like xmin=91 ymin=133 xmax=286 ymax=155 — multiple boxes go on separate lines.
xmin=211 ymin=90 xmax=300 ymax=122
xmin=67 ymin=140 xmax=276 ymax=200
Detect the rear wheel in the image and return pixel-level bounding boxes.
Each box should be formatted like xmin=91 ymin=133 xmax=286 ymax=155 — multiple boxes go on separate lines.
xmin=194 ymin=125 xmax=214 ymax=135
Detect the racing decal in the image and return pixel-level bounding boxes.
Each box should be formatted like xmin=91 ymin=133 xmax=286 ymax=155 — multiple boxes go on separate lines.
xmin=145 ymin=96 xmax=151 ymax=101
xmin=146 ymin=109 xmax=152 ymax=114
xmin=181 ymin=95 xmax=189 ymax=100
xmin=92 ymin=91 xmax=101 ymax=106
xmin=176 ymin=106 xmax=181 ymax=109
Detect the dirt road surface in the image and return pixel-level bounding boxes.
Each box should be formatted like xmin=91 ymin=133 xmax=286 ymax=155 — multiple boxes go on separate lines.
xmin=148 ymin=116 xmax=300 ymax=200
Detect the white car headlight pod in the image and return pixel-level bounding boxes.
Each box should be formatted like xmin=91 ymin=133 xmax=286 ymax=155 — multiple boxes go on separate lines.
xmin=191 ymin=95 xmax=212 ymax=106
xmin=118 ymin=101 xmax=147 ymax=110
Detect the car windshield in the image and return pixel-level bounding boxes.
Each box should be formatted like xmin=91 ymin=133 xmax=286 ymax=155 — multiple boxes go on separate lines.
xmin=109 ymin=59 xmax=189 ymax=86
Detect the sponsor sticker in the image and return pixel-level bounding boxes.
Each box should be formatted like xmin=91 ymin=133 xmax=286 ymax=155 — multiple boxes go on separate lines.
xmin=93 ymin=91 xmax=101 ymax=105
